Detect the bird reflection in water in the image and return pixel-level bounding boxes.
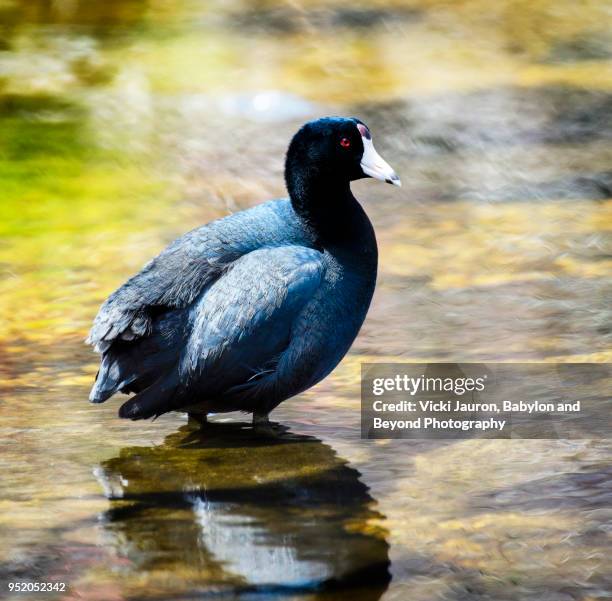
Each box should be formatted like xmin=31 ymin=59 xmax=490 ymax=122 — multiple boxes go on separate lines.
xmin=95 ymin=422 xmax=390 ymax=599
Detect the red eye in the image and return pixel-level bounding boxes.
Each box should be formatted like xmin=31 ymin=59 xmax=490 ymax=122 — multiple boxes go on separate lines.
xmin=340 ymin=137 xmax=351 ymax=148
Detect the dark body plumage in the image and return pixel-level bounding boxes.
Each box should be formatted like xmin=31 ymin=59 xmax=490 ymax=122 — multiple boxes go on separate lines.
xmin=88 ymin=117 xmax=399 ymax=422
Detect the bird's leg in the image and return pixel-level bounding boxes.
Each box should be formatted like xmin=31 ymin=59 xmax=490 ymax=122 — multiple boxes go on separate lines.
xmin=252 ymin=411 xmax=270 ymax=428
xmin=188 ymin=412 xmax=208 ymax=429
xmin=253 ymin=411 xmax=276 ymax=437
xmin=252 ymin=411 xmax=288 ymax=437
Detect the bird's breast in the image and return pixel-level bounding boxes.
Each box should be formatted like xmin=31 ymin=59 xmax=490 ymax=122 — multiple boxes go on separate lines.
xmin=286 ymin=251 xmax=377 ymax=389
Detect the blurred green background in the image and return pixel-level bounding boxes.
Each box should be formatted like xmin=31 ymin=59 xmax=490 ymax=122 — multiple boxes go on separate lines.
xmin=0 ymin=1 xmax=610 ymax=599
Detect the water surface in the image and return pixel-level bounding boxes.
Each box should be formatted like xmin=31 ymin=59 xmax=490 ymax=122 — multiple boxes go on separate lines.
xmin=0 ymin=1 xmax=611 ymax=599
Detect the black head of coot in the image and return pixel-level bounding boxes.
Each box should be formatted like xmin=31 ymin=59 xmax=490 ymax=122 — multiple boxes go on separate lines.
xmin=284 ymin=116 xmax=401 ymax=196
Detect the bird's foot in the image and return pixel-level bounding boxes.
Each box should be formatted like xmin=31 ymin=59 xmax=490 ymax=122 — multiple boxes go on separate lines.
xmin=252 ymin=413 xmax=287 ymax=438
xmin=187 ymin=412 xmax=209 ymax=430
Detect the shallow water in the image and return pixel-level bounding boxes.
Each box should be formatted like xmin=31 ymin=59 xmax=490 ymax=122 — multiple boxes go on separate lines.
xmin=0 ymin=1 xmax=611 ymax=599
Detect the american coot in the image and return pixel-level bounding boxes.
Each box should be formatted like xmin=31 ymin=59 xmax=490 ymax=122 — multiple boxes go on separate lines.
xmin=88 ymin=117 xmax=400 ymax=428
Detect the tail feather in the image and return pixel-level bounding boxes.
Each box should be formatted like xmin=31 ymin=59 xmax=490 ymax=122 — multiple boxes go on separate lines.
xmin=89 ymin=306 xmax=188 ymax=405
xmin=118 ymin=372 xmax=180 ymax=420
xmin=89 ymin=354 xmax=135 ymax=404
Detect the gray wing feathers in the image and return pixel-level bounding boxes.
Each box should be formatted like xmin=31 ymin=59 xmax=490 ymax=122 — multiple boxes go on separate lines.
xmin=116 ymin=245 xmax=324 ymax=419
xmin=87 ymin=200 xmax=303 ymax=351
xmin=180 ymin=246 xmax=325 ymax=392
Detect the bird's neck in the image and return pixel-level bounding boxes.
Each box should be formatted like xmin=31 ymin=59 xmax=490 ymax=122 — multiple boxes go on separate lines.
xmin=287 ymin=167 xmax=377 ymax=259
